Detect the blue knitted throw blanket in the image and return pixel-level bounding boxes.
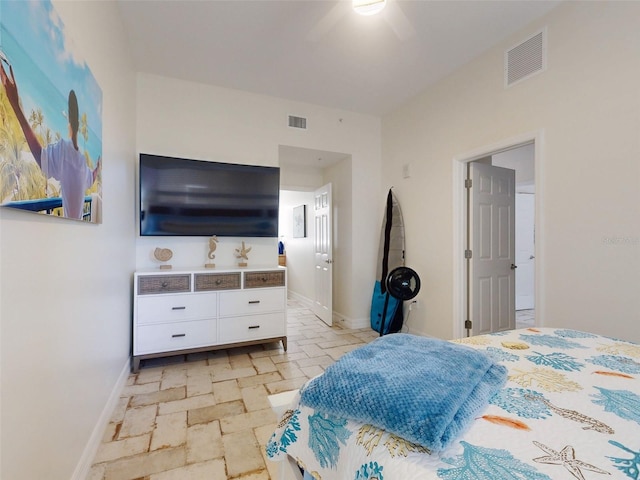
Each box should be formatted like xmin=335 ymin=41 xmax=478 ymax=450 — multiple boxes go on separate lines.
xmin=299 ymin=333 xmax=507 ymax=452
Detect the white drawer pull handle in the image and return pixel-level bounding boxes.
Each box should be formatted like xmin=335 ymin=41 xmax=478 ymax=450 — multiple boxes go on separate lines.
xmin=172 ymin=333 xmax=186 ymax=338
xmin=248 ymin=300 xmax=260 ymax=304
xmin=248 ymin=325 xmax=260 ymax=330
xmin=172 ymin=306 xmax=186 ymax=310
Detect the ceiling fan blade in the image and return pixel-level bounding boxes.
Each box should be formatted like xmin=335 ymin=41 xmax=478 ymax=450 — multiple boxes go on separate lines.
xmin=306 ymin=2 xmax=349 ymax=42
xmin=383 ymin=0 xmax=415 ymax=41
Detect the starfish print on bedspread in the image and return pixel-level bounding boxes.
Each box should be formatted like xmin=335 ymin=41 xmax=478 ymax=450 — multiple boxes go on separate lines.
xmin=533 ymin=441 xmax=611 ymax=480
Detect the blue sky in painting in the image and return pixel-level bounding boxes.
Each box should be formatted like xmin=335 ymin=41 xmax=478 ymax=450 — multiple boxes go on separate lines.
xmin=0 ymin=0 xmax=102 ymax=164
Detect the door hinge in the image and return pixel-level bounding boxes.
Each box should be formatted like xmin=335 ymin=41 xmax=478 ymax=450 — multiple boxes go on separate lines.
xmin=464 ymin=249 xmax=472 ymax=259
xmin=465 ymin=319 xmax=472 ymax=329
xmin=465 ymin=178 xmax=472 ymax=188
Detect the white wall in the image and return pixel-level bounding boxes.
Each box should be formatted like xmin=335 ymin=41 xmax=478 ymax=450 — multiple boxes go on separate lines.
xmin=279 ymin=190 xmax=315 ymax=301
xmin=135 ymin=74 xmax=381 ymax=322
xmin=0 ymin=2 xmax=136 ymax=479
xmin=280 ymin=161 xmax=324 ymax=191
xmin=382 ymin=2 xmax=640 ymax=342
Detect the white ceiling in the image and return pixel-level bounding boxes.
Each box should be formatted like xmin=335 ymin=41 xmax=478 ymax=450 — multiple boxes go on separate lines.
xmin=117 ymin=0 xmax=561 ymax=117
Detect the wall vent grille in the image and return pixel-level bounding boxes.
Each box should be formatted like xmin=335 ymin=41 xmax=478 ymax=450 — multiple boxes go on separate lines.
xmin=288 ymin=115 xmax=307 ymax=129
xmin=505 ymin=29 xmax=546 ymax=87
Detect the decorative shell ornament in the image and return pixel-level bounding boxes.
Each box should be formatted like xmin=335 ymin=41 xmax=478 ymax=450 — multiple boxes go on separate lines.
xmin=234 ymin=241 xmax=252 ymax=267
xmin=205 ymin=236 xmax=218 ymax=268
xmin=154 ymin=247 xmax=173 ymax=269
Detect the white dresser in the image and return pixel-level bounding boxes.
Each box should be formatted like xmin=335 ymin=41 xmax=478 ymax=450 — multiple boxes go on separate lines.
xmin=132 ymin=267 xmax=286 ymax=372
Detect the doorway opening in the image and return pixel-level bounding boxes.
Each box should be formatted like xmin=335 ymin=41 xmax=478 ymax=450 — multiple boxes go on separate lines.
xmin=453 ymin=132 xmax=541 ymax=339
xmin=278 ymin=145 xmax=351 ymax=326
xmin=491 ymin=144 xmax=536 ymax=329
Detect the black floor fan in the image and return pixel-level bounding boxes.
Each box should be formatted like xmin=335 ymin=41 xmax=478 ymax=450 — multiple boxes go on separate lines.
xmin=379 ymin=266 xmax=421 ymax=336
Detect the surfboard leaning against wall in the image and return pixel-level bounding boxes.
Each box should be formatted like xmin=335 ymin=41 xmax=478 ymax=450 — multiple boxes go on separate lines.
xmin=370 ymin=188 xmax=405 ymax=334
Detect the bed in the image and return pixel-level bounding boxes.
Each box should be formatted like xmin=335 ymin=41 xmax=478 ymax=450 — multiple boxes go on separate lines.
xmin=266 ymin=327 xmax=640 ymax=480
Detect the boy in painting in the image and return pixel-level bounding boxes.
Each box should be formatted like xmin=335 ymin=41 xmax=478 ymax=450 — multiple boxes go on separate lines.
xmin=0 ymin=61 xmax=101 ymax=220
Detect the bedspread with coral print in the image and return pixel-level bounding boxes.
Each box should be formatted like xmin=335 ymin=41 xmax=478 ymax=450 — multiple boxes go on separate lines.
xmin=266 ymin=328 xmax=640 ymax=480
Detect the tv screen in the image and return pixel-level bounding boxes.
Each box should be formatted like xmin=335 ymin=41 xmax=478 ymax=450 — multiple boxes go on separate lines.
xmin=139 ymin=154 xmax=280 ymax=237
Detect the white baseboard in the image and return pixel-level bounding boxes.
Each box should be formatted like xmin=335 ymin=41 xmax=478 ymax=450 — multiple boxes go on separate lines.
xmin=287 ymin=291 xmax=313 ymax=309
xmin=333 ymin=311 xmax=369 ymax=330
xmin=71 ymin=359 xmax=131 ymax=480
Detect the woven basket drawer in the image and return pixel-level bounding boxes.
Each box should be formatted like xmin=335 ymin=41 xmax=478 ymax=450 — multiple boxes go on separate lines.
xmin=194 ymin=272 xmax=241 ymax=291
xmin=244 ymin=270 xmax=285 ymax=288
xmin=138 ymin=274 xmax=191 ymax=294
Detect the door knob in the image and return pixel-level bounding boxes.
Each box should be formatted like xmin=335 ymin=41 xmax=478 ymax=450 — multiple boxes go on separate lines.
xmin=529 ymin=255 xmax=535 ymax=260
xmin=510 ymin=264 xmax=518 ymax=269
xmin=325 ymin=259 xmax=333 ymax=264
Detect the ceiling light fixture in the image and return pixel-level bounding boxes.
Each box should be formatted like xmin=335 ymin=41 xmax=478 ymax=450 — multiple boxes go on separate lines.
xmin=353 ymin=0 xmax=387 ymax=16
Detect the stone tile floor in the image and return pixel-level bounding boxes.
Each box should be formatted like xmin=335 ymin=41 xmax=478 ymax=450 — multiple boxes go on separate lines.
xmin=88 ymin=300 xmax=378 ymax=480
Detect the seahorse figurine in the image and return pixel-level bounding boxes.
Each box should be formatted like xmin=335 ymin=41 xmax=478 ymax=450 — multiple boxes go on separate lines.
xmin=205 ymin=236 xmax=218 ymax=268
xmin=208 ymin=236 xmax=218 ymax=259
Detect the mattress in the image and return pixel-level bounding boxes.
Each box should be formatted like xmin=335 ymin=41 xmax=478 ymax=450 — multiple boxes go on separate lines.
xmin=266 ymin=328 xmax=640 ymax=480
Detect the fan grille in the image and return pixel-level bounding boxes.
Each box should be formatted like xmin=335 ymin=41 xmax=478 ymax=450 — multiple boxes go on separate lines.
xmin=386 ymin=267 xmax=420 ymax=301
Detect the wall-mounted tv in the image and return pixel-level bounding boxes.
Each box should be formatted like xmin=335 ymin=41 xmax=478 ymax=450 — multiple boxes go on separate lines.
xmin=139 ymin=154 xmax=280 ymax=237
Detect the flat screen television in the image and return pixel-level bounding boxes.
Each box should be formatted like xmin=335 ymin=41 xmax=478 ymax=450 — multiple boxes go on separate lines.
xmin=139 ymin=154 xmax=280 ymax=237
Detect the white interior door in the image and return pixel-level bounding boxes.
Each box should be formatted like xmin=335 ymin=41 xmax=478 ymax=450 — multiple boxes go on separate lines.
xmin=469 ymin=162 xmax=516 ymax=336
xmin=515 ymin=192 xmax=535 ymax=310
xmin=312 ymin=183 xmax=332 ymax=326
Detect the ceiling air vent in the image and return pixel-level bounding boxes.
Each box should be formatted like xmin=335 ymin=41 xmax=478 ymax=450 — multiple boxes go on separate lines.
xmin=505 ymin=29 xmax=546 ymax=87
xmin=288 ymin=115 xmax=307 ymax=130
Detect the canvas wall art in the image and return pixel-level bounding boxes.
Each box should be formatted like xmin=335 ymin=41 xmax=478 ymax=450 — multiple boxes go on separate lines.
xmin=0 ymin=0 xmax=103 ymax=223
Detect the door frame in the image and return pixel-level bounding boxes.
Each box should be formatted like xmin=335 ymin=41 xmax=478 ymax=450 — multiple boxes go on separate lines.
xmin=452 ymin=130 xmax=544 ymax=339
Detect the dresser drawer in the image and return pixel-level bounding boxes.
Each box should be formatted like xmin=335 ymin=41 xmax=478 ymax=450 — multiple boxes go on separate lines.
xmin=137 ymin=274 xmax=191 ymax=294
xmin=219 ymin=289 xmax=285 ymax=316
xmin=135 ymin=319 xmax=217 ymax=355
xmin=194 ymin=272 xmax=241 ymax=291
xmin=137 ymin=293 xmax=217 ymax=324
xmin=219 ymin=313 xmax=285 ymax=344
xmin=244 ymin=270 xmax=285 ymax=288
